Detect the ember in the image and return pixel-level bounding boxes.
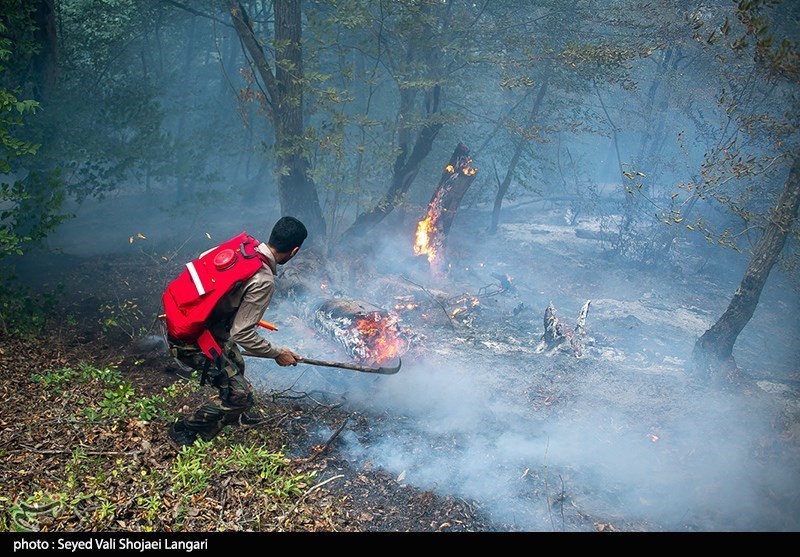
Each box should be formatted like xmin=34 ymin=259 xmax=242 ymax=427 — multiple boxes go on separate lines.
xmin=449 ymin=294 xmax=480 ymax=317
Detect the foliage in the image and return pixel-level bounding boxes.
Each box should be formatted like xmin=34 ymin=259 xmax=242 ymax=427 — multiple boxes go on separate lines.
xmin=660 ymin=0 xmax=800 ymax=252
xmin=172 ymin=441 xmax=311 ymax=499
xmin=2 ymin=361 xmax=318 ymax=532
xmin=30 ymin=363 xmax=195 ymax=423
xmin=0 ymin=271 xmax=64 ymax=337
xmin=0 ymin=13 xmax=67 ymax=260
xmin=98 ymin=297 xmax=146 ymax=340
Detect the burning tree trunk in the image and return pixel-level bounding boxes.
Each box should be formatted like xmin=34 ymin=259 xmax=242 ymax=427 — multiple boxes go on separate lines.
xmin=535 ymin=300 xmax=591 ymax=357
xmin=414 ymin=143 xmax=478 ymax=270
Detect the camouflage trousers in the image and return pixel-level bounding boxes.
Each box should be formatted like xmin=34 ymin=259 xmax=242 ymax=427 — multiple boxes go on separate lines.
xmin=169 ymin=338 xmax=255 ymax=442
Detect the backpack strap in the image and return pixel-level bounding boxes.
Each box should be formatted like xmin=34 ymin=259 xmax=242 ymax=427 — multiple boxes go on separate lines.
xmin=240 ymin=235 xmax=269 ymax=264
xmin=197 ymin=329 xmax=237 ymax=385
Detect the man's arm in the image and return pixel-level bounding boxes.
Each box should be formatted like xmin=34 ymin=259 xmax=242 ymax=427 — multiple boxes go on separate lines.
xmin=229 ymin=274 xmax=283 ymax=359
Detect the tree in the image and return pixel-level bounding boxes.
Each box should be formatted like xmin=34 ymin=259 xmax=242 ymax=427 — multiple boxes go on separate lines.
xmin=226 ymin=0 xmax=327 ymax=243
xmin=337 ymin=1 xmax=483 ymax=246
xmin=689 ymin=0 xmax=800 ymax=383
xmin=474 ymin=0 xmax=658 ymax=238
xmin=488 ymin=72 xmax=549 ymax=235
xmin=692 ymin=157 xmax=800 ymax=382
xmin=0 ymin=5 xmax=66 ymax=260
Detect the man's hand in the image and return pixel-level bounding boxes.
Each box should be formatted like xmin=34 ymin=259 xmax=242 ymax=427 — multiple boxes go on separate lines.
xmin=275 ymin=349 xmax=299 ymax=367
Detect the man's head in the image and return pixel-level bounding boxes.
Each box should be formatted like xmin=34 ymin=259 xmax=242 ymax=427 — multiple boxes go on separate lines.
xmin=267 ymin=216 xmax=308 ymax=264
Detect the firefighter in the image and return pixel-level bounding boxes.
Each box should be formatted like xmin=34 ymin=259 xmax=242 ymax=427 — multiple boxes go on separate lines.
xmin=165 ymin=216 xmax=307 ymax=448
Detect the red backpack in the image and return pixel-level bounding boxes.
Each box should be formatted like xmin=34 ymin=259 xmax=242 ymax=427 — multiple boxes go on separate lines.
xmin=162 ymin=232 xmax=268 ymax=363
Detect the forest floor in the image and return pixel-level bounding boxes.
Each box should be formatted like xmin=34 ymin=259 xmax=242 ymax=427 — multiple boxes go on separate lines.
xmin=0 ymin=248 xmax=499 ymax=534
xmin=1 ymin=197 xmax=799 ymax=535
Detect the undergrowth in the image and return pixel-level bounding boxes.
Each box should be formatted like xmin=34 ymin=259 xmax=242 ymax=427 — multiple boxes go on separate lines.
xmin=0 ymin=363 xmax=319 ymax=532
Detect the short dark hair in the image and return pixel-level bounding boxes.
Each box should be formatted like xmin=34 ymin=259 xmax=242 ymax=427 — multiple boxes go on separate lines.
xmin=268 ymin=216 xmax=308 ymax=252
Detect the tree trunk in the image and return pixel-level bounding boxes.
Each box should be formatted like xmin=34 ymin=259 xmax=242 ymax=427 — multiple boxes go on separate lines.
xmin=227 ymin=0 xmax=326 ymax=243
xmin=489 ymin=72 xmax=549 ymax=235
xmin=273 ymin=0 xmax=326 ymax=240
xmin=311 ymin=298 xmax=411 ymax=366
xmin=691 ymin=157 xmax=800 ymax=383
xmin=341 ymin=86 xmax=443 ymax=245
xmin=31 ymin=0 xmax=58 ymax=99
xmin=413 ymin=143 xmax=477 ymax=271
xmin=173 ymin=14 xmax=197 ymax=205
xmin=339 ymin=1 xmax=449 ymax=247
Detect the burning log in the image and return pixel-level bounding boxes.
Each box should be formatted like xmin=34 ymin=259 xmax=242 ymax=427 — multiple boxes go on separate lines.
xmin=276 ymin=251 xmax=416 ymax=367
xmin=414 ymin=143 xmax=478 ymax=270
xmin=535 ymin=300 xmax=591 ymax=357
xmin=311 ymin=298 xmax=413 ymax=366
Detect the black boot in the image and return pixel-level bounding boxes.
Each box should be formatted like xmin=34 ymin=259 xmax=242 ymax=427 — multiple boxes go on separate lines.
xmin=224 ymin=409 xmax=263 ymax=426
xmin=167 ymin=420 xmax=197 ymax=449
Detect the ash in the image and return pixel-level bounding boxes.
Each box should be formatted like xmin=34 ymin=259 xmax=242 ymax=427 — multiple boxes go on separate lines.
xmin=250 ymin=200 xmax=800 ymax=532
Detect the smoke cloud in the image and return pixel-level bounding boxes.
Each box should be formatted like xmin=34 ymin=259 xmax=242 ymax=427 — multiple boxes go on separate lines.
xmin=248 ymin=202 xmax=799 ymax=532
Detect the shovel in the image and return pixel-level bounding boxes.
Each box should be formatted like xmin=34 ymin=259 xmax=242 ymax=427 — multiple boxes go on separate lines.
xmin=297 ymin=356 xmax=401 ymax=375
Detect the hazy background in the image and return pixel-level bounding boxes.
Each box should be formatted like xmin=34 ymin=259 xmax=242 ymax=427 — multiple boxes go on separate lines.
xmin=1 ymin=0 xmax=798 ymax=532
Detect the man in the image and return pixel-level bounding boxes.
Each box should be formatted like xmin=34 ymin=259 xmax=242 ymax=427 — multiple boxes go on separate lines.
xmin=165 ymin=216 xmax=307 ymax=448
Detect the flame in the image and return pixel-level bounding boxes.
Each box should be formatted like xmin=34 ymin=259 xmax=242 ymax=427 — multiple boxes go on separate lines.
xmin=413 ymin=157 xmax=476 ymax=265
xmin=414 ymin=213 xmax=440 ymax=263
xmin=353 ymin=312 xmax=409 ymax=365
xmin=446 ymin=161 xmax=476 ymax=176
xmin=449 ymin=295 xmax=480 ymax=319
xmin=452 ymin=295 xmax=480 ymax=307
xmin=414 ymin=187 xmax=446 ymax=264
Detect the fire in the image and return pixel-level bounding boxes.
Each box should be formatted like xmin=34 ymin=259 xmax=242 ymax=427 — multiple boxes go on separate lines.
xmin=412 ymin=154 xmax=477 ymax=266
xmin=353 ymin=312 xmax=409 ymax=365
xmin=414 ymin=213 xmax=440 ymax=263
xmin=313 ymin=299 xmax=413 ymax=367
xmin=446 ymin=161 xmax=477 ymax=176
xmin=449 ymin=295 xmax=480 ymax=319
xmin=414 ymin=185 xmax=447 ymax=264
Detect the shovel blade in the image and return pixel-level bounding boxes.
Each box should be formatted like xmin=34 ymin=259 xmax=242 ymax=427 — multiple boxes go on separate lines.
xmin=298 ymin=357 xmax=401 ymax=375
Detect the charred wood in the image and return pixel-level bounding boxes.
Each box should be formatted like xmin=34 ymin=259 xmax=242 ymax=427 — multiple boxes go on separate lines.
xmin=414 ymin=143 xmax=478 ymax=270
xmin=310 ymin=298 xmax=412 ymax=366
xmin=535 ymin=300 xmax=591 ymax=357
